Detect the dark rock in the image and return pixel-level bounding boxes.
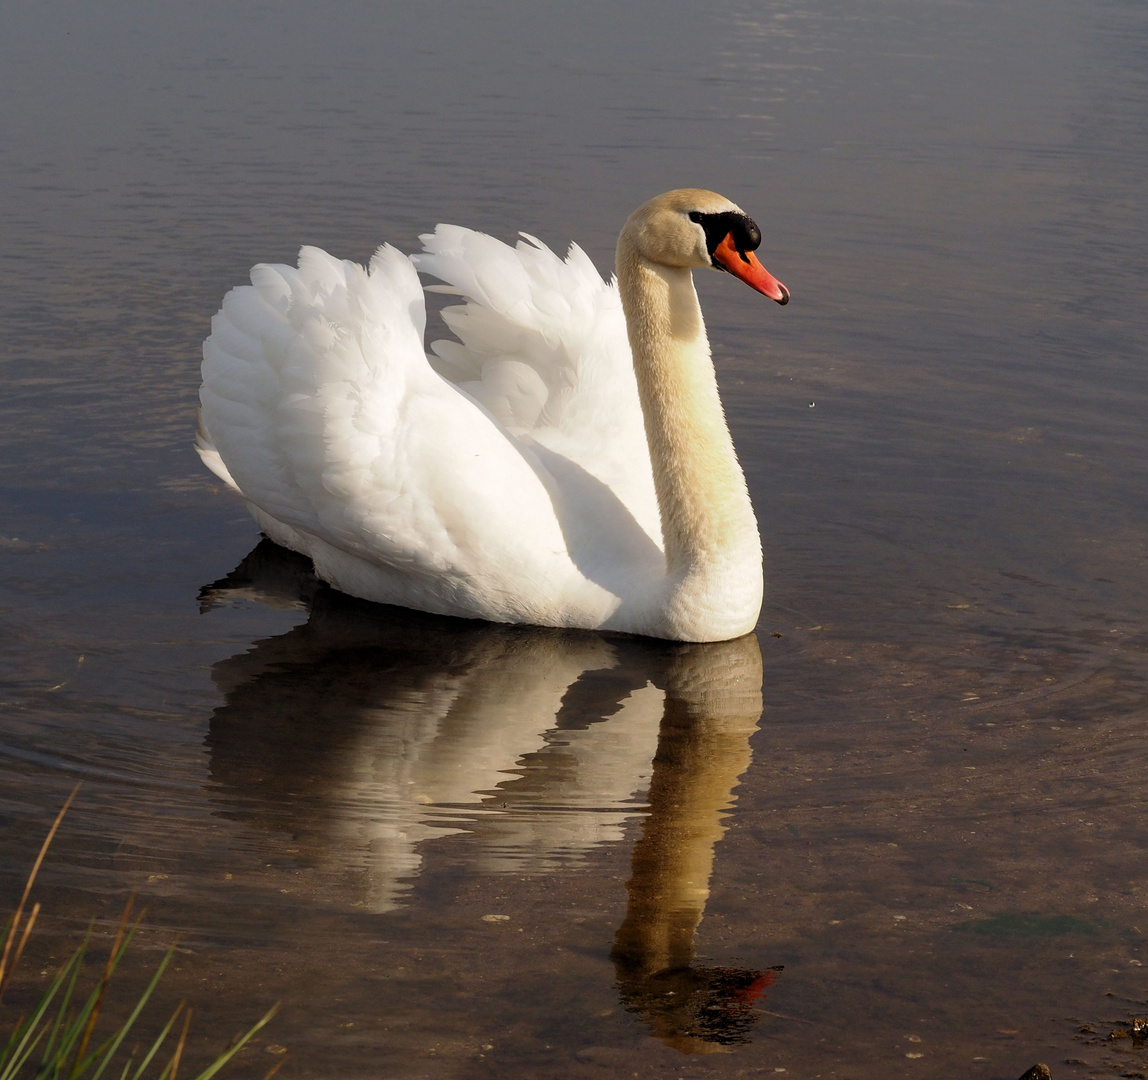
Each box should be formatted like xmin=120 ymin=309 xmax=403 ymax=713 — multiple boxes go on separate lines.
xmin=1017 ymin=1066 xmax=1052 ymax=1080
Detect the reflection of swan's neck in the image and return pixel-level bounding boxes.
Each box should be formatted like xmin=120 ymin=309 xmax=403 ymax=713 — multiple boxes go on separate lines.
xmin=617 ymin=242 xmax=762 ymax=640
xmin=612 ymin=638 xmax=763 ymax=977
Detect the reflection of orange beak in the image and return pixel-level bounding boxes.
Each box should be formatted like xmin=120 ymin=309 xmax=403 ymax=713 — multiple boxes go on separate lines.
xmin=731 ymin=970 xmax=777 ymax=1004
xmin=713 ymin=233 xmax=789 ymax=304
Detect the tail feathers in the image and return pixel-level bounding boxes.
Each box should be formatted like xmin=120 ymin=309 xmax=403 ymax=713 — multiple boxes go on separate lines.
xmin=195 ymin=410 xmax=241 ymax=492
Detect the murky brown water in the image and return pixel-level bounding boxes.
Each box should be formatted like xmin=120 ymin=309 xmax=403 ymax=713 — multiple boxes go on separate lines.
xmin=2 ymin=0 xmax=1146 ymax=1077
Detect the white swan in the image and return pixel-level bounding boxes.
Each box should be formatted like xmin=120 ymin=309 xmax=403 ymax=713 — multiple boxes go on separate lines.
xmin=197 ymin=189 xmax=788 ymax=642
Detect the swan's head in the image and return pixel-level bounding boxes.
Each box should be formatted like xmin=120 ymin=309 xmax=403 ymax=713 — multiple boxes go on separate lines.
xmin=620 ymin=189 xmax=789 ymax=305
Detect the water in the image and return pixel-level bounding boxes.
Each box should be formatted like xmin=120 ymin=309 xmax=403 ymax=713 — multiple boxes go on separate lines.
xmin=2 ymin=0 xmax=1146 ymax=1076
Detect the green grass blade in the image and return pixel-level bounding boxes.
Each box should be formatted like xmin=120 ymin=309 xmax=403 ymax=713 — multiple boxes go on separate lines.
xmin=128 ymin=1003 xmax=184 ymax=1080
xmin=1 ymin=1022 xmax=25 ymax=1072
xmin=40 ymin=938 xmax=92 ymax=1071
xmin=3 ymin=795 xmax=279 ymax=1080
xmin=60 ymin=923 xmax=141 ymax=1080
xmin=0 ymin=1019 xmax=48 ymax=1080
xmin=189 ymin=1005 xmax=279 ymax=1080
xmin=156 ymin=1006 xmax=191 ymax=1080
xmin=1 ymin=990 xmax=56 ymax=1080
xmin=54 ymin=965 xmax=116 ymax=1074
xmin=1 ymin=945 xmax=87 ymax=1080
xmin=82 ymin=949 xmax=174 ymax=1080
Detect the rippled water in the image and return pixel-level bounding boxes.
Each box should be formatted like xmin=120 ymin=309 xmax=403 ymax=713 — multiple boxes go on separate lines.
xmin=2 ymin=0 xmax=1146 ymax=1077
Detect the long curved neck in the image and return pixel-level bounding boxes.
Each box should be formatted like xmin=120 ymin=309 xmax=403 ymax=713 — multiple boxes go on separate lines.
xmin=616 ymin=242 xmax=761 ymax=638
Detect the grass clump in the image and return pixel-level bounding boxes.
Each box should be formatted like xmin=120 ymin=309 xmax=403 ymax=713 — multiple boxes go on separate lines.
xmin=1 ymin=790 xmax=279 ymax=1080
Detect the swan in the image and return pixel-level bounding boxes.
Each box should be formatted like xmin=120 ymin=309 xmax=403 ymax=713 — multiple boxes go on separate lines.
xmin=197 ymin=189 xmax=789 ymax=642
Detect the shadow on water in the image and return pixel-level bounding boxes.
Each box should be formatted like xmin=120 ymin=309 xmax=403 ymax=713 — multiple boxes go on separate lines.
xmin=199 ymin=539 xmax=778 ymax=1054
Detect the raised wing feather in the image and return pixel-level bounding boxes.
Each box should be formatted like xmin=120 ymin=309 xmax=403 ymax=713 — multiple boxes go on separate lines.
xmin=412 ymin=229 xmax=661 ymax=545
xmin=199 ymin=244 xmax=587 ymax=620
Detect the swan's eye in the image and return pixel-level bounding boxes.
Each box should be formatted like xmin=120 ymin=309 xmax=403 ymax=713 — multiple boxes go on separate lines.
xmin=691 ymin=210 xmax=760 ymax=260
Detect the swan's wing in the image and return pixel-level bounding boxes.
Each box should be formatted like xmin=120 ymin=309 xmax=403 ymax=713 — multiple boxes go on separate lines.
xmin=199 ymin=244 xmax=577 ymax=614
xmin=412 ymin=228 xmax=662 ymax=547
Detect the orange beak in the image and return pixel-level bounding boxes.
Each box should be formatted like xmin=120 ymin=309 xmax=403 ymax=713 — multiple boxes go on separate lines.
xmin=712 ymin=232 xmax=789 ymax=304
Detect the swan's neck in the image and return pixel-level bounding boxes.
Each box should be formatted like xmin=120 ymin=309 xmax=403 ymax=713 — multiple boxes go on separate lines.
xmin=617 ymin=247 xmax=762 ymax=640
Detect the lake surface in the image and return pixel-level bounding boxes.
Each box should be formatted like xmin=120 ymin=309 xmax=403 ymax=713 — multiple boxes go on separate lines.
xmin=2 ymin=0 xmax=1146 ymax=1077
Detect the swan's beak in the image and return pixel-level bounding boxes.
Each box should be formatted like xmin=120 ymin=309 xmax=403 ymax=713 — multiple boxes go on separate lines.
xmin=713 ymin=233 xmax=789 ymax=305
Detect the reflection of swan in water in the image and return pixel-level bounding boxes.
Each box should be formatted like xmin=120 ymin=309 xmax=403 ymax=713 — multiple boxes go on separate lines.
xmin=202 ymin=541 xmax=776 ymax=1048
xmin=204 ymin=541 xmax=664 ymax=908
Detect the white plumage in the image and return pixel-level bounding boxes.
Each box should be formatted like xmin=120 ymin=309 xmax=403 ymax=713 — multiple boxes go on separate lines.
xmin=198 ymin=190 xmax=788 ymax=641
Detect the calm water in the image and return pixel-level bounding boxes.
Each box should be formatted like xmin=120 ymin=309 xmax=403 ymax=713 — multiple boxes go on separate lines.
xmin=2 ymin=0 xmax=1146 ymax=1077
